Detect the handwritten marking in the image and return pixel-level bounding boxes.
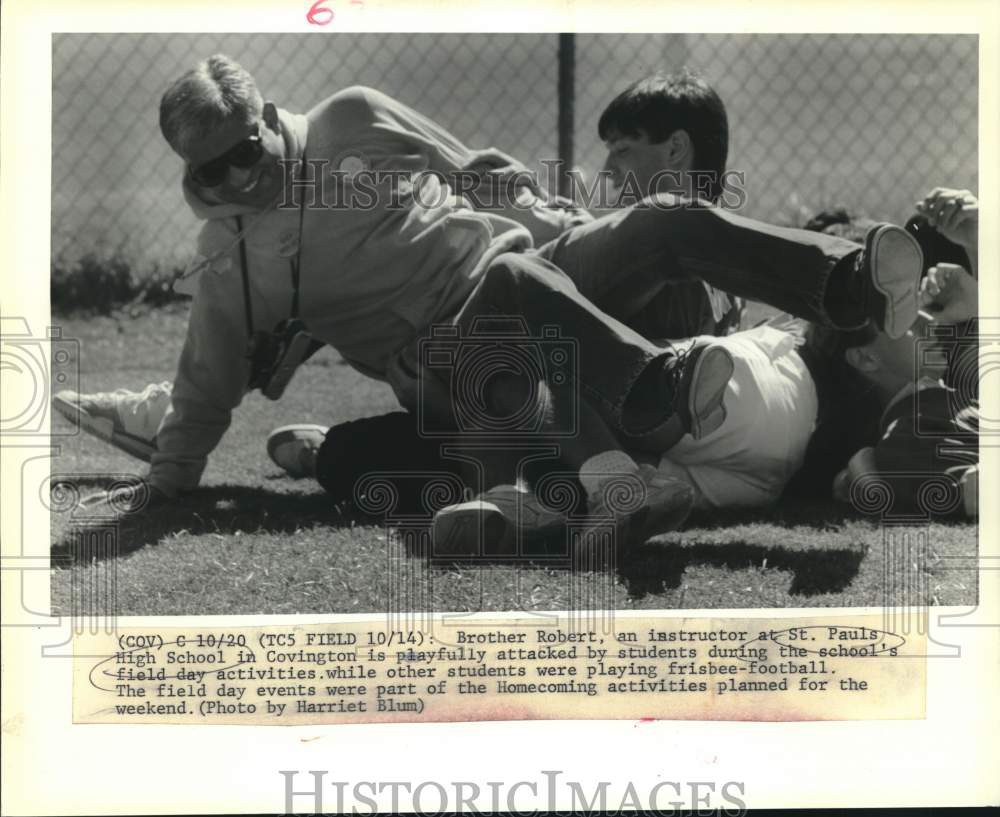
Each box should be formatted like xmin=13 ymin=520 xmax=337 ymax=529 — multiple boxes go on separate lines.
xmin=307 ymin=0 xmax=334 ymax=25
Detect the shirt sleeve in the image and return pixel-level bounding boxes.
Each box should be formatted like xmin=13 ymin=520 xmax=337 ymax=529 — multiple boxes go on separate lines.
xmin=360 ymin=86 xmax=474 ymax=173
xmin=358 ymin=86 xmax=592 ymax=244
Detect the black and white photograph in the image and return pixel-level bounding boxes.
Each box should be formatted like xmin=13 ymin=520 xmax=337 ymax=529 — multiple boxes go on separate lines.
xmin=2 ymin=1 xmax=998 ymax=814
xmin=43 ymin=30 xmax=982 ymax=616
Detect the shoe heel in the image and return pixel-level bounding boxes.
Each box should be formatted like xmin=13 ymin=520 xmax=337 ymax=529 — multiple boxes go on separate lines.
xmin=688 ymin=346 xmax=734 ymax=440
xmin=870 ymin=225 xmax=923 ymax=339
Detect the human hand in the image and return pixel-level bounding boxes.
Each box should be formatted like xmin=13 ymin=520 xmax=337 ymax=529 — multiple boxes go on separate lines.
xmin=832 ymin=447 xmax=876 ymax=504
xmin=915 ymin=187 xmax=978 ymax=253
xmin=462 ymin=147 xmax=541 ymax=196
xmin=919 ymin=262 xmax=978 ymax=325
xmin=958 ymin=465 xmax=978 ymax=519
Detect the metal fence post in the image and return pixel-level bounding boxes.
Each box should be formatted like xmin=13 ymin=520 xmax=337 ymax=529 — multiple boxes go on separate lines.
xmin=557 ymin=33 xmax=575 ymax=199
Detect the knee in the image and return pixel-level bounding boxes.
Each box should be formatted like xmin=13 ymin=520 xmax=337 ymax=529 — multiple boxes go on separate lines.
xmin=483 ymin=252 xmax=576 ymax=296
xmin=483 ymin=252 xmax=536 ymax=287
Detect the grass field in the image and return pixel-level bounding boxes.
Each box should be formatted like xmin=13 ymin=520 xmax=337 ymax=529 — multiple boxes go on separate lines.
xmin=49 ymin=307 xmax=978 ymax=616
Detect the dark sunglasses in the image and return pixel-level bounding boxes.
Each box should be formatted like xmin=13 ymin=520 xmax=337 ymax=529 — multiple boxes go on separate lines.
xmin=189 ymin=124 xmax=264 ymax=188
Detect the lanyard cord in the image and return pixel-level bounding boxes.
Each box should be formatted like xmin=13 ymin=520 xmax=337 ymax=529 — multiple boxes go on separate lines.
xmin=236 ymin=153 xmax=308 ymax=336
xmin=236 ymin=214 xmax=254 ymax=338
xmin=289 ymin=157 xmax=307 ymax=319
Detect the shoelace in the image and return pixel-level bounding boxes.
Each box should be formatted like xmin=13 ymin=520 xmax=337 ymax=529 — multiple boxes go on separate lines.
xmin=660 ymin=340 xmax=692 ymax=416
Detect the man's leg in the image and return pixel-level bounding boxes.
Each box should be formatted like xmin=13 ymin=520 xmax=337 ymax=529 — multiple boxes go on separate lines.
xmin=431 ymin=370 xmax=696 ymax=557
xmin=441 ymin=251 xmax=732 ymax=447
xmin=423 ymin=252 xmax=726 ymax=556
xmin=535 ymin=196 xmax=923 ymax=339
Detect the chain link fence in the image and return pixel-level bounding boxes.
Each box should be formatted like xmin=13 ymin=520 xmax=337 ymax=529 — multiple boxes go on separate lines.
xmin=52 ymin=33 xmax=977 ymax=272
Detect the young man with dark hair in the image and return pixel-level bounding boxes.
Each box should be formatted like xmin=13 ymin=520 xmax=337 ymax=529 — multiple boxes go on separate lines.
xmin=594 ymin=70 xmax=743 ymax=341
xmin=598 ymin=69 xmax=729 ymax=204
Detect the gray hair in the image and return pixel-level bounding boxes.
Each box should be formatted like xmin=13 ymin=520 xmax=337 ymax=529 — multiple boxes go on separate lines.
xmin=159 ymin=54 xmax=264 ymax=155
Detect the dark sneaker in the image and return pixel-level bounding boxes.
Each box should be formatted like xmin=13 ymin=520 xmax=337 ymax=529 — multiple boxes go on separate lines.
xmin=432 ymin=484 xmax=567 ymax=557
xmin=860 ymin=223 xmax=924 ymax=339
xmin=575 ymin=465 xmax=694 ymax=567
xmin=629 ymin=339 xmax=735 ymax=451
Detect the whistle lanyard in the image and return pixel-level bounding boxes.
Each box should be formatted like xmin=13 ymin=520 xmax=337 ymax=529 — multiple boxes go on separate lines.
xmin=236 ymin=154 xmax=308 ymax=336
xmin=288 ymin=174 xmax=307 ymax=319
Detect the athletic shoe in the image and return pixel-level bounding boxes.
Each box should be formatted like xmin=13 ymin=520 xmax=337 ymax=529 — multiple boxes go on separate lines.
xmin=266 ymin=424 xmax=328 ymax=478
xmin=960 ymin=465 xmax=978 ymax=519
xmin=674 ymin=340 xmax=734 ymax=440
xmin=576 ymin=464 xmax=694 ymax=563
xmin=859 ymin=223 xmax=924 ymax=339
xmin=630 ymin=339 xmax=735 ymax=451
xmin=51 ymin=382 xmax=171 ymax=462
xmin=432 ymin=484 xmax=567 ymax=557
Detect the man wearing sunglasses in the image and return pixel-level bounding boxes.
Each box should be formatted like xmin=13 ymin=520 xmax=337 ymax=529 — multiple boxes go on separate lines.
xmin=66 ymin=54 xmax=925 ymax=545
xmin=183 ymin=109 xmax=287 ymax=205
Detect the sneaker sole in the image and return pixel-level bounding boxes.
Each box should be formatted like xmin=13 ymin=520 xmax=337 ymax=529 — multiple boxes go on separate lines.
xmin=266 ymin=424 xmax=328 ymax=478
xmin=583 ymin=477 xmax=694 ymax=553
xmin=628 ymin=480 xmax=694 ymax=542
xmin=687 ymin=345 xmax=734 ymax=440
xmin=432 ymin=501 xmax=513 ymax=556
xmin=52 ymin=395 xmax=156 ymax=462
xmin=869 ymin=225 xmax=923 ymax=340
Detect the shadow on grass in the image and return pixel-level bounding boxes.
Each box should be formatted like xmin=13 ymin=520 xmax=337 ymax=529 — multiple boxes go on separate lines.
xmin=50 ymin=483 xmax=361 ymax=563
xmin=622 ymin=540 xmax=868 ymax=599
xmin=52 ymin=477 xmax=869 ymax=600
xmin=623 ymin=500 xmax=869 ymax=598
xmin=420 ymin=499 xmax=870 ymax=598
xmin=683 ymin=498 xmax=862 ymax=530
xmin=425 ymin=537 xmax=867 ymax=600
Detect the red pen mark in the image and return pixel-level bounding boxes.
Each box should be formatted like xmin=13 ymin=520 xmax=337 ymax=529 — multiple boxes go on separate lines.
xmin=307 ymin=0 xmax=334 ymax=25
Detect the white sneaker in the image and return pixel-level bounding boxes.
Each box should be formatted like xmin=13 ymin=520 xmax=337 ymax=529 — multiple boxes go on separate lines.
xmin=266 ymin=424 xmax=328 ymax=478
xmin=52 ymin=382 xmax=171 ymax=462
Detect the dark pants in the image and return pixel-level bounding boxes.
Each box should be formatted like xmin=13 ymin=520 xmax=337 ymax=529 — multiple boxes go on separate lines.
xmin=535 ymin=196 xmax=861 ymax=328
xmin=327 ymin=199 xmax=867 ymax=500
xmin=433 ymin=198 xmax=862 ymax=442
